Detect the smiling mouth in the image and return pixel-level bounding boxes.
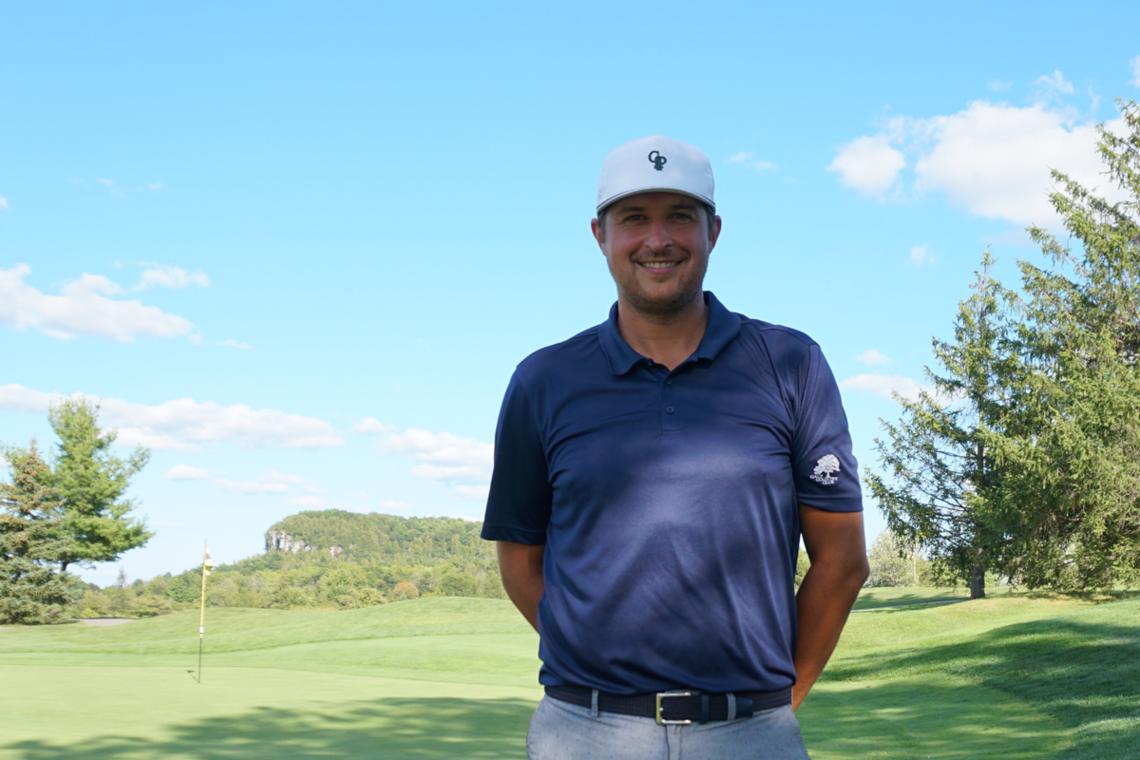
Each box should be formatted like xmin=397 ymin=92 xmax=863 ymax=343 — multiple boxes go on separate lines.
xmin=639 ymin=261 xmax=680 ymax=270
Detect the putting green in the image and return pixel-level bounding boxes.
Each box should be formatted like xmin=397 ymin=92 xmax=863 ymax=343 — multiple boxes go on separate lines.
xmin=4 ymin=593 xmax=1135 ymax=758
xmin=1 ymin=665 xmax=1067 ymax=760
xmin=0 ymin=665 xmax=540 ymax=760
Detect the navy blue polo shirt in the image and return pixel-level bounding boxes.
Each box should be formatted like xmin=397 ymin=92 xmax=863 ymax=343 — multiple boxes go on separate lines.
xmin=481 ymin=292 xmax=861 ymax=695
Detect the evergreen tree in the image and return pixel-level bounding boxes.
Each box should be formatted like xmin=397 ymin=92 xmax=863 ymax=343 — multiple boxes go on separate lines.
xmin=868 ymin=100 xmax=1140 ymax=594
xmin=0 ymin=442 xmax=76 ymax=624
xmin=865 ymin=255 xmax=1018 ymax=598
xmin=48 ymin=398 xmax=152 ymax=571
xmin=990 ymin=99 xmax=1140 ymax=588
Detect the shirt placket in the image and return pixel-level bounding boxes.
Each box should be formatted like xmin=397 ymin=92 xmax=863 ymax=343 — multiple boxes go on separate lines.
xmin=659 ymin=364 xmax=683 ymax=433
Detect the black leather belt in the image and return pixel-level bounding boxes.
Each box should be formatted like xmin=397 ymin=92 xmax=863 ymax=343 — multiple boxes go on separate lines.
xmin=545 ymin=684 xmax=791 ymax=725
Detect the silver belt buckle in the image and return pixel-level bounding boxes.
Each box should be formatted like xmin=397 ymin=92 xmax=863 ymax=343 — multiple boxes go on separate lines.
xmin=655 ymin=690 xmax=693 ymax=725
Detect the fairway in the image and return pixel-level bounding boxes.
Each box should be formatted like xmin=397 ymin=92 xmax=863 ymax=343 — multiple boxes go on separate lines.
xmin=2 ymin=592 xmax=1138 ymax=759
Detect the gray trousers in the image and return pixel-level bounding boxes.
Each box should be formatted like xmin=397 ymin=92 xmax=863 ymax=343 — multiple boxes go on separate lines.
xmin=527 ymin=694 xmax=812 ymax=760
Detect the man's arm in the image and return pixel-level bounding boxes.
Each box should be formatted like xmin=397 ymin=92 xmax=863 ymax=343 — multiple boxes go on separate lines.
xmin=497 ymin=540 xmax=546 ymax=631
xmin=793 ymin=505 xmax=869 ymax=711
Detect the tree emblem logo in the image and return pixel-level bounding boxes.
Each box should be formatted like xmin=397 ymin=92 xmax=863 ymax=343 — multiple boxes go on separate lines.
xmin=810 ymin=454 xmax=840 ymax=485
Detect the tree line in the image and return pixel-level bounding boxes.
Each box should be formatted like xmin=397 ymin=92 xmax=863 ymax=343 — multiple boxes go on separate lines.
xmin=73 ymin=511 xmax=506 ymax=618
xmin=867 ymin=99 xmax=1140 ymax=598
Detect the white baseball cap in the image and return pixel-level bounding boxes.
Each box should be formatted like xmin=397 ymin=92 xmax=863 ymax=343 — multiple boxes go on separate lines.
xmin=596 ymin=135 xmax=715 ymax=213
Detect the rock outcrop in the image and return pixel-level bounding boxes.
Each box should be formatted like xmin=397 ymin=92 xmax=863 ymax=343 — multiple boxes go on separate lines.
xmin=266 ymin=530 xmax=315 ymax=554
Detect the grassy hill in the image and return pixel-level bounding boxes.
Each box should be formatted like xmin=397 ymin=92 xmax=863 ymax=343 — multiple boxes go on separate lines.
xmin=2 ymin=590 xmax=1138 ymax=759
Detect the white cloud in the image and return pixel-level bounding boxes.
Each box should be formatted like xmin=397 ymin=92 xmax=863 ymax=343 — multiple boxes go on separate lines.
xmin=285 ymin=495 xmax=326 ymax=508
xmin=380 ymin=428 xmax=494 ymax=497
xmin=256 ymin=470 xmax=305 ymax=484
xmin=352 ymin=417 xmax=394 ymax=434
xmin=218 ymin=339 xmax=252 ymax=350
xmin=987 ymin=80 xmax=1012 ymax=92
xmin=0 ymin=383 xmax=345 ymax=452
xmin=190 ymin=469 xmax=321 ymax=497
xmin=831 ymin=92 xmax=1130 ymax=228
xmin=0 ymin=264 xmax=195 ymax=341
xmin=350 ymin=490 xmax=368 ymax=500
xmin=856 ymin=349 xmax=892 ymax=367
xmin=97 ymin=178 xmax=126 ymax=198
xmin=217 ymin=478 xmax=290 ymax=495
xmin=454 ymin=484 xmax=490 ymax=501
xmin=148 ymin=183 xmax=163 ymax=192
xmin=839 ymin=373 xmax=930 ymax=402
xmin=135 ymin=265 xmax=210 ymax=291
xmin=728 ymin=152 xmax=775 ymax=172
xmin=378 ymin=499 xmax=413 ymax=513
xmin=913 ymin=103 xmax=1125 ymax=226
xmin=1032 ymin=70 xmax=1074 ymax=103
xmin=909 ymin=245 xmax=935 ymax=267
xmin=0 ymin=195 xmax=8 ymax=210
xmin=163 ymin=464 xmax=215 ymax=480
xmin=827 ymin=135 xmax=906 ymax=196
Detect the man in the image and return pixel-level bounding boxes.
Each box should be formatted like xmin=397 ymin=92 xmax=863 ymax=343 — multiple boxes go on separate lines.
xmin=481 ymin=135 xmax=868 ymax=759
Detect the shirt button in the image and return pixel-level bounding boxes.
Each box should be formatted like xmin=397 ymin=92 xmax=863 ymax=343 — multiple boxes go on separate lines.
xmin=665 ymin=405 xmax=675 ymax=414
xmin=665 ymin=379 xmax=673 ymax=385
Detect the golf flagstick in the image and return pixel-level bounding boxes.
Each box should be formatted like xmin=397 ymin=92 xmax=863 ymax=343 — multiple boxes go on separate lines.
xmin=198 ymin=541 xmax=212 ymax=683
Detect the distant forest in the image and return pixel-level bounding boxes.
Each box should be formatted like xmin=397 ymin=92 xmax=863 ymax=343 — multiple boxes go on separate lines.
xmin=76 ymin=510 xmax=505 ymax=618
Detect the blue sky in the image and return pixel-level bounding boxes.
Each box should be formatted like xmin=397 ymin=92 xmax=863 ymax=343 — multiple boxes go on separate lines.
xmin=2 ymin=1 xmax=1139 ymax=584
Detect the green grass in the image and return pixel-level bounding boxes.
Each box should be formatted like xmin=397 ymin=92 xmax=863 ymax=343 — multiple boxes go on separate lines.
xmin=0 ymin=666 xmax=536 ymax=759
xmin=852 ymin=585 xmax=990 ymax=609
xmin=2 ymin=592 xmax=1138 ymax=759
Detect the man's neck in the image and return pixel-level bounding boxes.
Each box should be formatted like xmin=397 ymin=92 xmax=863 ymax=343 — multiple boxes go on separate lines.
xmin=616 ymin=294 xmax=709 ymax=371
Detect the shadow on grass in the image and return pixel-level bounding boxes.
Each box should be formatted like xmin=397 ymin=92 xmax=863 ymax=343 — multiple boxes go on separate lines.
xmin=827 ymin=603 xmax=1140 ymax=760
xmin=4 ymin=697 xmax=534 ymax=760
xmin=802 ymin=678 xmax=1065 ymax=760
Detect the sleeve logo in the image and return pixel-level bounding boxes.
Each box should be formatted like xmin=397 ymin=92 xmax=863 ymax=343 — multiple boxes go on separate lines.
xmin=810 ymin=454 xmax=840 ymax=485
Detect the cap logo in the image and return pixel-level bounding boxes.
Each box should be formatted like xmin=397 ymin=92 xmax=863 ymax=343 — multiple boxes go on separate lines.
xmin=648 ymin=150 xmax=667 ymax=171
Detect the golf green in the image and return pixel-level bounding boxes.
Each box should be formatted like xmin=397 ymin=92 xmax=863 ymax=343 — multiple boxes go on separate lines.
xmin=3 ymin=591 xmax=1136 ymax=758
xmin=1 ymin=665 xmax=540 ymax=759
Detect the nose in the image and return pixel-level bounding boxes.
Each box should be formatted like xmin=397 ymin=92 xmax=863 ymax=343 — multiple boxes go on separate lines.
xmin=644 ymin=216 xmax=673 ymax=251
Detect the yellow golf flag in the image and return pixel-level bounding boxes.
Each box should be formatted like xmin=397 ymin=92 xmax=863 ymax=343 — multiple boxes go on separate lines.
xmin=199 ymin=543 xmax=212 ymax=636
xmin=196 ymin=542 xmax=212 ymax=683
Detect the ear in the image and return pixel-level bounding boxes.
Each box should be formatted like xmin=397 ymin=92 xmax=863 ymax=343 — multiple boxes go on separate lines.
xmin=708 ymin=215 xmax=723 ymax=252
xmin=590 ymin=218 xmax=606 ymax=253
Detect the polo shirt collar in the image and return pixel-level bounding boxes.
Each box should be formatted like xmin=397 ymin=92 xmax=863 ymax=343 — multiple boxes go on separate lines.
xmin=598 ymin=291 xmax=742 ymax=376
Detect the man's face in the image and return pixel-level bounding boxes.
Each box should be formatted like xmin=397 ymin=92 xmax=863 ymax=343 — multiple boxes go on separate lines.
xmin=592 ymin=192 xmax=721 ymax=319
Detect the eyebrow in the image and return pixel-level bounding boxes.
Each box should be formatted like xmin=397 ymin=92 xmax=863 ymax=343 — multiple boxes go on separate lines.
xmin=613 ymin=202 xmax=699 ymax=214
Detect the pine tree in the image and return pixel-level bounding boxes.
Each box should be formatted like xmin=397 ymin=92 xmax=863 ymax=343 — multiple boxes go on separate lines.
xmin=48 ymin=398 xmax=152 ymax=571
xmin=868 ymin=99 xmax=1140 ymax=594
xmin=865 ymin=254 xmax=1019 ymax=598
xmin=989 ymin=98 xmax=1140 ymax=589
xmin=0 ymin=442 xmax=76 ymax=624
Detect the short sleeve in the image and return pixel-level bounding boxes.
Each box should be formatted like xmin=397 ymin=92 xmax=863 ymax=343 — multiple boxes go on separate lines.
xmin=480 ymin=371 xmax=553 ymax=544
xmin=790 ymin=344 xmax=863 ymax=512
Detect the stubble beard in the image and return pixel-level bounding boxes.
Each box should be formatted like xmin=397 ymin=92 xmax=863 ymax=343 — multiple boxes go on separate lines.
xmin=615 ymin=257 xmax=708 ymax=321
